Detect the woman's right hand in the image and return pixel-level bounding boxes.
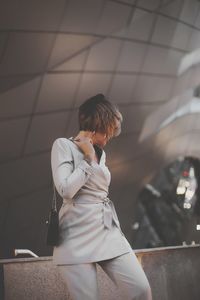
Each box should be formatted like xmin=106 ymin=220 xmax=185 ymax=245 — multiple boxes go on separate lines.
xmin=73 ymin=136 xmax=95 ymax=160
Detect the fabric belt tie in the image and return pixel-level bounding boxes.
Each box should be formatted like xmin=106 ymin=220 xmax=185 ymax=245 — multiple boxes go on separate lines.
xmin=64 ymin=196 xmax=122 ymax=231
xmin=102 ymin=197 xmax=120 ymax=230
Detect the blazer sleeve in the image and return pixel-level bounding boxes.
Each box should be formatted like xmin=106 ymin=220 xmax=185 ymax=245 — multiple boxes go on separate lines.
xmin=51 ymin=138 xmax=94 ymax=199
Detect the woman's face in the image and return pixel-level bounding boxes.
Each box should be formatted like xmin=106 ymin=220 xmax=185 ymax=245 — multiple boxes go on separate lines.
xmin=93 ymin=118 xmax=121 ymax=148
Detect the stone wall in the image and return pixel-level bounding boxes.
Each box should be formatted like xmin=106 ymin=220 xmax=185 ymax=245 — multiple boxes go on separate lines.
xmin=0 ymin=245 xmax=200 ymax=300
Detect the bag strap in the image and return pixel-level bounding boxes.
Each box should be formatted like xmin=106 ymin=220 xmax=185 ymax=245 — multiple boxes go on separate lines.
xmin=52 ymin=181 xmax=57 ymax=211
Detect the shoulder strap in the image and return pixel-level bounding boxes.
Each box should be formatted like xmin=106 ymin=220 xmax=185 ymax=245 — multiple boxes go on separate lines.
xmin=52 ymin=181 xmax=57 ymax=211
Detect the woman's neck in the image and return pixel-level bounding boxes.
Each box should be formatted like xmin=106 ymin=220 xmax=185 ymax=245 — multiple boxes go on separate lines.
xmin=75 ymin=130 xmax=95 ymax=144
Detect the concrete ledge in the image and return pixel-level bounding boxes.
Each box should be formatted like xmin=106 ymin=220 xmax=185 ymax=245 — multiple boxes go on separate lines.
xmin=1 ymin=245 xmax=200 ymax=300
xmin=136 ymin=245 xmax=200 ymax=300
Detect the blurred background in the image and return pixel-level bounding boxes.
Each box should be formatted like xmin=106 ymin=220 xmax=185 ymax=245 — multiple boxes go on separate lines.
xmin=1 ymin=0 xmax=200 ymax=259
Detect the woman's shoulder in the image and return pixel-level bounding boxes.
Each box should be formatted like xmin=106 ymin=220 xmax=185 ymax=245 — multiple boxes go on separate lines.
xmin=52 ymin=137 xmax=72 ymax=145
xmin=52 ymin=137 xmax=82 ymax=157
xmin=51 ymin=137 xmax=74 ymax=152
xmin=51 ymin=138 xmax=75 ymax=170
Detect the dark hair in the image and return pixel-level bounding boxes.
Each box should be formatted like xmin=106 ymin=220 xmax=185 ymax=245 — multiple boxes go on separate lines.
xmin=78 ymin=94 xmax=122 ymax=138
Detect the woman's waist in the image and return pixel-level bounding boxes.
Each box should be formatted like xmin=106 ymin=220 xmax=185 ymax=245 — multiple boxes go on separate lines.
xmin=61 ymin=194 xmax=121 ymax=231
xmin=63 ymin=192 xmax=110 ymax=205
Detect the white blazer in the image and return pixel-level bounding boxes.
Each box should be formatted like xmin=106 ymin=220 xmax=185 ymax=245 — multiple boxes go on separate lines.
xmin=51 ymin=137 xmax=132 ymax=265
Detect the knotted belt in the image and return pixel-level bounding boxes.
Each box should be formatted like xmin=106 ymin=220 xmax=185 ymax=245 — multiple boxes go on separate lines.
xmin=64 ymin=195 xmax=122 ymax=232
xmin=102 ymin=197 xmax=120 ymax=229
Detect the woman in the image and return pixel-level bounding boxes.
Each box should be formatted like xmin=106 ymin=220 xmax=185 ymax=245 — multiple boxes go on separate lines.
xmin=51 ymin=94 xmax=152 ymax=300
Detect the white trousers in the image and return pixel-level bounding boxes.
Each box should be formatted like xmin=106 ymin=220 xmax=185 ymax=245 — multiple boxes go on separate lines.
xmin=57 ymin=251 xmax=152 ymax=300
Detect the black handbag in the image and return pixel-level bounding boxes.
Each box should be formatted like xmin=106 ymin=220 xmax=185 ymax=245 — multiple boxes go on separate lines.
xmin=46 ymin=182 xmax=59 ymax=246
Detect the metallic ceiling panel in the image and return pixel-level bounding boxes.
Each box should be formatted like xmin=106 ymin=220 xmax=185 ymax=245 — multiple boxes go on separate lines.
xmin=119 ymin=0 xmax=136 ymax=4
xmin=138 ymin=0 xmax=161 ymax=11
xmin=105 ymin=133 xmax=141 ymax=166
xmin=187 ymin=28 xmax=200 ymax=52
xmin=54 ymin=50 xmax=88 ymax=71
xmin=0 ymin=117 xmax=29 ymax=162
xmin=163 ymin=134 xmax=190 ymax=163
xmin=171 ymin=68 xmax=193 ymax=98
xmin=4 ymin=187 xmax=52 ymax=242
xmin=133 ymin=75 xmax=174 ymax=103
xmin=159 ymin=0 xmax=183 ymax=18
xmin=0 ymin=77 xmax=40 ymax=119
xmin=0 ymin=32 xmax=55 ymax=75
xmin=186 ymin=132 xmax=200 ymax=156
xmin=108 ymin=74 xmax=137 ymax=104
xmin=152 ymin=15 xmax=192 ymax=50
xmin=96 ymin=1 xmax=131 ymax=35
xmin=142 ymin=45 xmax=184 ymax=75
xmin=194 ymin=7 xmax=200 ymax=29
xmin=75 ymin=73 xmax=112 ymax=106
xmin=0 ymin=75 xmax=36 ymax=93
xmin=119 ymin=102 xmax=160 ymax=134
xmin=194 ymin=115 xmax=200 ymax=130
xmin=48 ymin=34 xmax=98 ymax=70
xmin=117 ymin=41 xmax=147 ymax=72
xmin=65 ymin=108 xmax=79 ymax=138
xmin=179 ymin=0 xmax=200 ymax=25
xmin=110 ymin=155 xmax=158 ymax=188
xmin=85 ymin=38 xmax=122 ymax=71
xmin=24 ymin=111 xmax=70 ymax=154
xmin=0 ymin=153 xmax=50 ymax=199
xmin=115 ymin=8 xmax=155 ymax=41
xmin=0 ymin=32 xmax=8 ymax=61
xmin=60 ymin=0 xmax=104 ymax=33
xmin=0 ymin=0 xmax=66 ymax=31
xmin=139 ymin=91 xmax=192 ymax=142
xmin=36 ymin=73 xmax=80 ymax=112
